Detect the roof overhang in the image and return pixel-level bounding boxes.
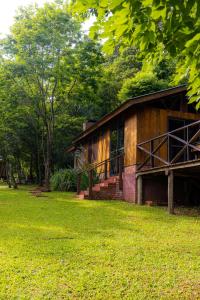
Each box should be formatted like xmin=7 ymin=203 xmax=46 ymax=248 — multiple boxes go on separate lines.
xmin=65 ymin=145 xmax=76 ymax=153
xmin=71 ymin=85 xmax=187 ymax=145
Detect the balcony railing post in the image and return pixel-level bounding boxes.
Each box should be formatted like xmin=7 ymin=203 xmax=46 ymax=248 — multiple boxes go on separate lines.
xmin=167 ymin=134 xmax=170 ymax=164
xmin=150 ymin=140 xmax=154 ymax=167
xmin=104 ymin=160 xmax=108 ymax=180
xmin=88 ymin=169 xmax=93 ymax=199
xmin=119 ymin=155 xmax=123 ymax=190
xmin=77 ymin=173 xmax=81 ymax=195
xmin=186 ymin=126 xmax=189 ymax=160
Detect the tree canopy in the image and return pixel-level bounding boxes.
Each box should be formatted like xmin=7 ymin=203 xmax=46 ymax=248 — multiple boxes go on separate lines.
xmin=72 ymin=0 xmax=200 ymax=106
xmin=0 ymin=2 xmax=103 ymax=188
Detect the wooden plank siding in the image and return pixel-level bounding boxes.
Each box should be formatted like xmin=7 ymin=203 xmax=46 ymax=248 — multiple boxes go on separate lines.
xmin=96 ymin=128 xmax=110 ymax=174
xmin=124 ymin=111 xmax=137 ymax=167
xmin=78 ymin=105 xmax=200 ymax=170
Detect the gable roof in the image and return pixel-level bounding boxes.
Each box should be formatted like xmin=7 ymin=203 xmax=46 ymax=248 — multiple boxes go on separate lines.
xmin=71 ymin=85 xmax=187 ymax=146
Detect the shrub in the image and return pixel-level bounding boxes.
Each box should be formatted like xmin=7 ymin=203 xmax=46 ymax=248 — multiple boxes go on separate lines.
xmin=50 ymin=169 xmax=78 ymax=192
xmin=50 ymin=168 xmax=99 ymax=192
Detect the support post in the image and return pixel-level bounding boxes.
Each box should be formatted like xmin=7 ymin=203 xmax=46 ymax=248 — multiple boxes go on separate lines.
xmin=88 ymin=169 xmax=93 ymax=199
xmin=137 ymin=175 xmax=143 ymax=205
xmin=168 ymin=170 xmax=174 ymax=214
xmin=119 ymin=155 xmax=123 ymax=190
xmin=104 ymin=160 xmax=107 ymax=180
xmin=77 ymin=173 xmax=81 ymax=195
xmin=150 ymin=140 xmax=154 ymax=167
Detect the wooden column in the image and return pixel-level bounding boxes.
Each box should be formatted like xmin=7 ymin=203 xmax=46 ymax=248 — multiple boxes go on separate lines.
xmin=150 ymin=140 xmax=154 ymax=167
xmin=137 ymin=175 xmax=143 ymax=205
xmin=168 ymin=170 xmax=174 ymax=214
xmin=104 ymin=160 xmax=107 ymax=180
xmin=88 ymin=170 xmax=93 ymax=199
xmin=77 ymin=173 xmax=81 ymax=195
xmin=119 ymin=155 xmax=123 ymax=191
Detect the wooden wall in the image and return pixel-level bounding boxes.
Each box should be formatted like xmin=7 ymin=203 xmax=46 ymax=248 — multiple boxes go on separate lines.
xmin=97 ymin=128 xmax=110 ymax=163
xmin=124 ymin=111 xmax=137 ymax=167
xmin=77 ymin=127 xmax=110 ymax=169
xmin=76 ymin=104 xmax=200 ymax=170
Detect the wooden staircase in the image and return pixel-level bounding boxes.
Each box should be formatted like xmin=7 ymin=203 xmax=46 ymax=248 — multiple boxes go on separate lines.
xmin=77 ymin=176 xmax=124 ymax=200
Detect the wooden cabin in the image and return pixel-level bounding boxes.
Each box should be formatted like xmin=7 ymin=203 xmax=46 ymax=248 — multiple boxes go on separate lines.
xmin=67 ymin=85 xmax=200 ymax=213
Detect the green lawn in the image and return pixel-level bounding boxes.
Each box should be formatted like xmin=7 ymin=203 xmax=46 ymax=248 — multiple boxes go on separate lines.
xmin=0 ymin=186 xmax=200 ymax=299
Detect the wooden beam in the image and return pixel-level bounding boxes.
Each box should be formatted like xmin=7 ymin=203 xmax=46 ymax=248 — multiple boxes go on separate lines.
xmin=119 ymin=155 xmax=123 ymax=190
xmin=168 ymin=170 xmax=174 ymax=214
xmin=137 ymin=136 xmax=168 ymax=170
xmin=137 ymin=175 xmax=143 ymax=205
xmin=77 ymin=174 xmax=81 ymax=195
xmin=136 ymin=158 xmax=200 ymax=176
xmin=88 ymin=170 xmax=93 ymax=199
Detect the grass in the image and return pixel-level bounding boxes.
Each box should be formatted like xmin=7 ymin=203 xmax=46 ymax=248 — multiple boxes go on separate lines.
xmin=0 ymin=185 xmax=200 ymax=299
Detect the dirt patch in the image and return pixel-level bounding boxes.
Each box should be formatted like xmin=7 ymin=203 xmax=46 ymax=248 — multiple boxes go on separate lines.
xmin=174 ymin=206 xmax=200 ymax=217
xmin=29 ymin=187 xmax=49 ymax=197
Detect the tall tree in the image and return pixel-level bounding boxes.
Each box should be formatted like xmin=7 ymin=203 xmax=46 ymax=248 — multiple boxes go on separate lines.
xmin=0 ymin=2 xmax=103 ymax=189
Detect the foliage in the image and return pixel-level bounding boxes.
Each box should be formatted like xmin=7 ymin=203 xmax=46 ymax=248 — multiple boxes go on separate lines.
xmin=96 ymin=47 xmax=142 ymax=116
xmin=118 ymin=72 xmax=169 ymax=101
xmin=0 ymin=2 xmax=103 ymax=187
xmin=50 ymin=168 xmax=99 ymax=191
xmin=1 ymin=186 xmax=200 ymax=298
xmin=72 ymin=0 xmax=200 ymax=106
xmin=50 ymin=168 xmax=78 ymax=191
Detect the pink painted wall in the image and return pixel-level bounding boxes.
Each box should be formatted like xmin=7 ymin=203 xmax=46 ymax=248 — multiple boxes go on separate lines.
xmin=123 ymin=165 xmax=137 ymax=203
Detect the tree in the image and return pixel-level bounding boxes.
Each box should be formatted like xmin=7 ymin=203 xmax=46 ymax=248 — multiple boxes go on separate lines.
xmin=95 ymin=47 xmax=142 ymax=116
xmin=118 ymin=72 xmax=168 ymax=101
xmin=72 ymin=0 xmax=200 ymax=106
xmin=0 ymin=2 xmax=103 ymax=189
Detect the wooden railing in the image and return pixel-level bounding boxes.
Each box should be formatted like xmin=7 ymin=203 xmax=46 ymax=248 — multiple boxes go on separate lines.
xmin=77 ymin=152 xmax=124 ymax=198
xmin=137 ymin=119 xmax=200 ymax=171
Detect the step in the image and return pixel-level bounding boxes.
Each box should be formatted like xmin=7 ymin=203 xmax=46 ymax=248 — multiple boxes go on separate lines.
xmin=77 ymin=175 xmax=123 ymax=200
xmin=99 ymin=182 xmax=109 ymax=187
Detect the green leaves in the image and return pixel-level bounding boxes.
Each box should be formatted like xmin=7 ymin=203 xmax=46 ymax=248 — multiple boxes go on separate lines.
xmin=72 ymin=0 xmax=200 ymax=105
xmin=0 ymin=1 xmax=105 ymax=179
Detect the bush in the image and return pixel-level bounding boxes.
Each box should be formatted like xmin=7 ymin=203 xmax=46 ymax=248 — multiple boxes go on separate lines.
xmin=50 ymin=169 xmax=78 ymax=192
xmin=50 ymin=168 xmax=99 ymax=192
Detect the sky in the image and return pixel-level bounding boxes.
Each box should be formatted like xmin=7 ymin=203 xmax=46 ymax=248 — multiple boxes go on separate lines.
xmin=0 ymin=0 xmax=49 ymax=36
xmin=0 ymin=0 xmax=94 ymax=37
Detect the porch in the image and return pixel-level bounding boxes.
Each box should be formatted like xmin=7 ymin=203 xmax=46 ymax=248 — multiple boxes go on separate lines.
xmin=136 ymin=119 xmax=200 ymax=213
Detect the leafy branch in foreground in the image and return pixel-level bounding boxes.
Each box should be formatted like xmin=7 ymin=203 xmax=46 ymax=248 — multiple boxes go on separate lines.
xmin=72 ymin=0 xmax=200 ymax=106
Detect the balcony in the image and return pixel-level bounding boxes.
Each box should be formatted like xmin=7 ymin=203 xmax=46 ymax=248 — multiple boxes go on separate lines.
xmin=137 ymin=119 xmax=200 ymax=172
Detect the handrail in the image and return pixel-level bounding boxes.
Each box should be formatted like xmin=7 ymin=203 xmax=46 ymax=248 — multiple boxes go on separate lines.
xmin=77 ymin=152 xmax=124 ymax=198
xmin=137 ymin=119 xmax=200 ymax=146
xmin=77 ymin=152 xmax=124 ymax=175
xmin=137 ymin=119 xmax=200 ymax=171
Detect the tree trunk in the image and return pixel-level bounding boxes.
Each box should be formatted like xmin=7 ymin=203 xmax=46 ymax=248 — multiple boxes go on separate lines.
xmin=29 ymin=153 xmax=34 ymax=183
xmin=11 ymin=163 xmax=18 ymax=189
xmin=16 ymin=159 xmax=23 ymax=184
xmin=44 ymin=135 xmax=52 ymax=191
xmin=6 ymin=162 xmax=11 ymax=188
xmin=8 ymin=162 xmax=18 ymax=189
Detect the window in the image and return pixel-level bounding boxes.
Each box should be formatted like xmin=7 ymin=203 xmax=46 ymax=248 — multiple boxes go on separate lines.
xmin=110 ymin=117 xmax=124 ymax=156
xmin=88 ymin=135 xmax=98 ymax=163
